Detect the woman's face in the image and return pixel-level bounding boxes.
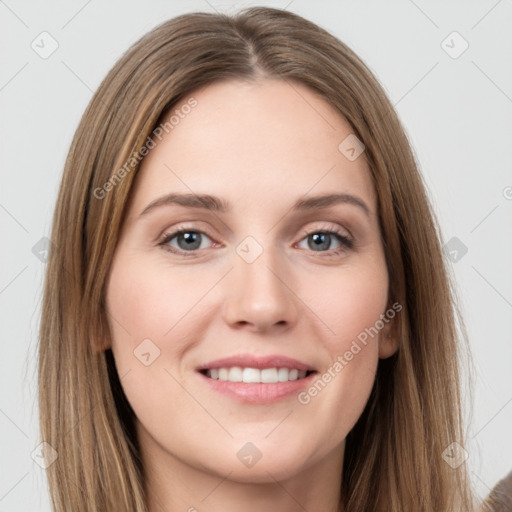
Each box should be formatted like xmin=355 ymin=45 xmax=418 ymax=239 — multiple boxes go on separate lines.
xmin=105 ymin=78 xmax=398 ymax=484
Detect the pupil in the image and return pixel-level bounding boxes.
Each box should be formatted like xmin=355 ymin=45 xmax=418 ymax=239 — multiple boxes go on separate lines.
xmin=310 ymin=233 xmax=330 ymax=251
xmin=179 ymin=232 xmax=201 ymax=250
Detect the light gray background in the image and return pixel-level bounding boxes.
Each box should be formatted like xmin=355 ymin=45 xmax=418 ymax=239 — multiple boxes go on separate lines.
xmin=1 ymin=1 xmax=511 ymax=510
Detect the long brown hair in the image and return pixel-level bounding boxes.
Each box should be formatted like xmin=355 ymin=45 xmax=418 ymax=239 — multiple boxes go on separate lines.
xmin=38 ymin=7 xmax=477 ymax=511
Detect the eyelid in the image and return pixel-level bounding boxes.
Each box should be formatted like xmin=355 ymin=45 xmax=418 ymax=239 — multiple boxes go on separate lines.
xmin=156 ymin=221 xmax=218 ymax=242
xmin=295 ymin=223 xmax=354 ymax=254
xmin=297 ymin=222 xmax=352 ymax=242
xmin=157 ymin=221 xmax=355 ymax=255
xmin=157 ymin=223 xmax=220 ymax=252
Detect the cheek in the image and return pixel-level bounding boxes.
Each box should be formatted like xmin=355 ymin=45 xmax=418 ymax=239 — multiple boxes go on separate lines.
xmin=105 ymin=253 xmax=216 ymax=359
xmin=104 ymin=254 xmax=213 ymax=429
xmin=295 ymin=260 xmax=388 ymax=427
xmin=104 ymin=253 xmax=231 ymax=431
xmin=305 ymin=259 xmax=389 ymax=356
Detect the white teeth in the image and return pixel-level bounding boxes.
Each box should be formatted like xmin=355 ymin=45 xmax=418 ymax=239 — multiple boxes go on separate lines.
xmin=206 ymin=367 xmax=309 ymax=383
xmin=228 ymin=366 xmax=243 ymax=382
xmin=278 ymin=368 xmax=289 ymax=382
xmin=243 ymin=367 xmax=260 ymax=383
xmin=261 ymin=368 xmax=278 ymax=383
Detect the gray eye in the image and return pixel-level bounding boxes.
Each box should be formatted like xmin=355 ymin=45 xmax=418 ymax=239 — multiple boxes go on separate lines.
xmin=298 ymin=232 xmax=342 ymax=252
xmin=169 ymin=231 xmax=212 ymax=251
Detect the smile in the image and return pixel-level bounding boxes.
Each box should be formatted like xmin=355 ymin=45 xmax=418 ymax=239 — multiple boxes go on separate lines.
xmin=202 ymin=367 xmax=313 ymax=383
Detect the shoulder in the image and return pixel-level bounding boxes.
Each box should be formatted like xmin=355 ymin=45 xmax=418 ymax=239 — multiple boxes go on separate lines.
xmin=482 ymin=470 xmax=512 ymax=512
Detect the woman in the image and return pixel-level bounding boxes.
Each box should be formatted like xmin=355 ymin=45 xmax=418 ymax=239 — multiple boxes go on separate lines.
xmin=38 ymin=6 xmax=483 ymax=511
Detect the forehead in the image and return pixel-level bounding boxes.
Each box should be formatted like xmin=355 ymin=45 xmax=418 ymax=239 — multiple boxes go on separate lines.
xmin=128 ymin=78 xmax=376 ymax=218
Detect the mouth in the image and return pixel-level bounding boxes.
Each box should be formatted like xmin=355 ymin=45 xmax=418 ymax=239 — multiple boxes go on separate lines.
xmin=196 ymin=354 xmax=318 ymax=403
xmin=199 ymin=367 xmax=316 ymax=383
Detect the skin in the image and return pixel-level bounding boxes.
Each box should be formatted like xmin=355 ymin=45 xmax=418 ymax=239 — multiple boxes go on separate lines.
xmin=104 ymin=78 xmax=399 ymax=512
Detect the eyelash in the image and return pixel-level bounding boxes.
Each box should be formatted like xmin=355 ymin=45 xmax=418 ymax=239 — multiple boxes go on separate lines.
xmin=157 ymin=224 xmax=354 ymax=258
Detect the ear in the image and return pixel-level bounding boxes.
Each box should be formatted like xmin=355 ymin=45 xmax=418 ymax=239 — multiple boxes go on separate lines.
xmin=93 ymin=336 xmax=112 ymax=353
xmin=92 ymin=313 xmax=112 ymax=353
xmin=378 ymin=316 xmax=400 ymax=359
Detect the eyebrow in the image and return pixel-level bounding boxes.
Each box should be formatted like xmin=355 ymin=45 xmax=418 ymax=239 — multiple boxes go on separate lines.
xmin=139 ymin=192 xmax=371 ymax=217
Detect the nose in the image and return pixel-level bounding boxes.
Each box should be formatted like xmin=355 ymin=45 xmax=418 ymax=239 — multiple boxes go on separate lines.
xmin=221 ymin=246 xmax=299 ymax=333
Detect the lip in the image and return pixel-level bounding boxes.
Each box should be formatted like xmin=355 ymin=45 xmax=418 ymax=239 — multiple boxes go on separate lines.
xmin=196 ymin=354 xmax=316 ymax=372
xmin=197 ymin=371 xmax=317 ymax=404
xmin=196 ymin=354 xmax=317 ymax=404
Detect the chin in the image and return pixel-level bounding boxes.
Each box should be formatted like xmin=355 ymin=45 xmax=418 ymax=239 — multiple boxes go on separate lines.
xmin=216 ymin=456 xmax=313 ymax=484
xmin=195 ymin=439 xmax=322 ymax=484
